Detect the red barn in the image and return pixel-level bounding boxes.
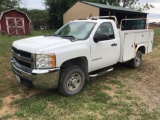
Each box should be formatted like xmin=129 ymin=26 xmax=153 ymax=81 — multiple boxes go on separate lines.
xmin=0 ymin=9 xmax=31 ymax=35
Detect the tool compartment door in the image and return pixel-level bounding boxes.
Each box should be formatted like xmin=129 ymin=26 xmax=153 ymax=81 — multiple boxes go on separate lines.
xmin=123 ymin=32 xmax=136 ymax=62
xmin=148 ymin=31 xmax=154 ymax=53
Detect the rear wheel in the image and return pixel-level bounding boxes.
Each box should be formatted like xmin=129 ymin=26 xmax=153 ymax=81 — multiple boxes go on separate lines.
xmin=58 ymin=65 xmax=85 ymax=96
xmin=129 ymin=50 xmax=142 ymax=68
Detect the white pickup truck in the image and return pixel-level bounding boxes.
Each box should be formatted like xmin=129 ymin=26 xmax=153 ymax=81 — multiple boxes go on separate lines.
xmin=11 ymin=17 xmax=154 ymax=96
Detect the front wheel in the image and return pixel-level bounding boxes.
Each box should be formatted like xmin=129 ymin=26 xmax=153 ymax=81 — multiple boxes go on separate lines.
xmin=129 ymin=50 xmax=142 ymax=68
xmin=58 ymin=65 xmax=85 ymax=96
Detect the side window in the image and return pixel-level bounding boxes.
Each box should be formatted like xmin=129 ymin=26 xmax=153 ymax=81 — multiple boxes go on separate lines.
xmin=95 ymin=22 xmax=115 ymax=40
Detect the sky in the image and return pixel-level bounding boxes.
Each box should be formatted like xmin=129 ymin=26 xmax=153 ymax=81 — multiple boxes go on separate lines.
xmin=20 ymin=0 xmax=160 ymax=22
xmin=139 ymin=0 xmax=160 ymax=22
xmin=20 ymin=0 xmax=45 ymax=10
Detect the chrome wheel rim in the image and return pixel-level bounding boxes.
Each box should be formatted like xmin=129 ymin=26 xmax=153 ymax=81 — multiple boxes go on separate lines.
xmin=67 ymin=73 xmax=82 ymax=91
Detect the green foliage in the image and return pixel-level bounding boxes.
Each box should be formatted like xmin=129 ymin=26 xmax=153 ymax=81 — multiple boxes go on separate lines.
xmin=135 ymin=3 xmax=154 ymax=11
xmin=28 ymin=9 xmax=49 ymax=29
xmin=18 ymin=8 xmax=50 ymax=30
xmin=87 ymin=0 xmax=154 ymax=10
xmin=45 ymin=0 xmax=78 ymax=28
xmin=0 ymin=0 xmax=21 ymax=12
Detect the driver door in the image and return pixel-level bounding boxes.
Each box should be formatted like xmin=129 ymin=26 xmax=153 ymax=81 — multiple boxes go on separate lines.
xmin=90 ymin=22 xmax=120 ymax=71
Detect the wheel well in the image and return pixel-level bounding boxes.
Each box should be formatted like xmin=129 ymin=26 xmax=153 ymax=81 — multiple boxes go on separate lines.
xmin=61 ymin=57 xmax=88 ymax=69
xmin=60 ymin=57 xmax=89 ymax=80
xmin=138 ymin=46 xmax=145 ymax=54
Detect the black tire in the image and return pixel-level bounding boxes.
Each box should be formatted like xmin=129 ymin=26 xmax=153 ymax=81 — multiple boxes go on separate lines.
xmin=58 ymin=65 xmax=85 ymax=96
xmin=129 ymin=50 xmax=142 ymax=68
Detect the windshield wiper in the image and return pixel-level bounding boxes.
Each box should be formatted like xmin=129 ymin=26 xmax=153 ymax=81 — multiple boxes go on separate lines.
xmin=59 ymin=35 xmax=77 ymax=41
xmin=52 ymin=35 xmax=77 ymax=41
xmin=60 ymin=35 xmax=75 ymax=38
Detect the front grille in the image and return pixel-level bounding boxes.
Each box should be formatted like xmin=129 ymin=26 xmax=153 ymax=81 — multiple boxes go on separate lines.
xmin=12 ymin=47 xmax=31 ymax=59
xmin=14 ymin=57 xmax=32 ymax=68
xmin=12 ymin=46 xmax=34 ymax=72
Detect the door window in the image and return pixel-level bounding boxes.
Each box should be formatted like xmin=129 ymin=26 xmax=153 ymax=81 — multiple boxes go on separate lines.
xmin=95 ymin=22 xmax=115 ymax=40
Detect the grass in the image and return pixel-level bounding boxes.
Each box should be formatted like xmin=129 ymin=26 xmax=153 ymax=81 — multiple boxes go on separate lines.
xmin=0 ymin=29 xmax=160 ymax=120
xmin=0 ymin=99 xmax=2 ymax=109
xmin=153 ymin=28 xmax=160 ymax=48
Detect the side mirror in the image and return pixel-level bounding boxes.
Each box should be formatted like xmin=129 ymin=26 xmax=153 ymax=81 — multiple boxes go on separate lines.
xmin=94 ymin=33 xmax=109 ymax=43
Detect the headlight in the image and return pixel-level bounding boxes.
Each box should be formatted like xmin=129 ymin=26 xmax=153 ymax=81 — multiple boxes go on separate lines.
xmin=36 ymin=54 xmax=56 ymax=68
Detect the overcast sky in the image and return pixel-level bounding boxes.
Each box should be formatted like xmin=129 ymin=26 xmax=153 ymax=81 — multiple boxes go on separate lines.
xmin=139 ymin=0 xmax=160 ymax=22
xmin=21 ymin=0 xmax=45 ymax=10
xmin=20 ymin=0 xmax=160 ymax=22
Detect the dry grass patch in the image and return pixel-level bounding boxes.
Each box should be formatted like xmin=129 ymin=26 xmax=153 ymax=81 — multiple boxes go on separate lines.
xmin=0 ymin=94 xmax=21 ymax=117
xmin=102 ymin=84 xmax=117 ymax=97
xmin=120 ymin=46 xmax=160 ymax=110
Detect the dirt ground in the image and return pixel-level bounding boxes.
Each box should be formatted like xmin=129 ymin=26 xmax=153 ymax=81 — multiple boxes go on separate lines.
xmin=122 ymin=45 xmax=160 ymax=110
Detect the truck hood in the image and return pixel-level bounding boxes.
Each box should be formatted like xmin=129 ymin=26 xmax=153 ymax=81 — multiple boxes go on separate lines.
xmin=12 ymin=36 xmax=71 ymax=54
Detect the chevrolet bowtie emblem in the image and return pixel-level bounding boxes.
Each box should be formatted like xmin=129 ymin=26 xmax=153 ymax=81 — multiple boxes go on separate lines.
xmin=17 ymin=54 xmax=20 ymax=57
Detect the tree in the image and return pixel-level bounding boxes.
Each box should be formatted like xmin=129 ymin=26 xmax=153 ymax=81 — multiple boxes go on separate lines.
xmin=0 ymin=0 xmax=21 ymax=12
xmin=19 ymin=8 xmax=49 ymax=30
xmin=92 ymin=0 xmax=154 ymax=11
xmin=45 ymin=0 xmax=79 ymax=28
xmin=29 ymin=9 xmax=49 ymax=29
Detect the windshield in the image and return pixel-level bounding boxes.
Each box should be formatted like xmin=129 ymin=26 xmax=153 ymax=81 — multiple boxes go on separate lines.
xmin=54 ymin=22 xmax=96 ymax=40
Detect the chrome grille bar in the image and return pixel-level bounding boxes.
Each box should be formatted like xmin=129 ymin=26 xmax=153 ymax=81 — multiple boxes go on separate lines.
xmin=12 ymin=47 xmax=35 ymax=71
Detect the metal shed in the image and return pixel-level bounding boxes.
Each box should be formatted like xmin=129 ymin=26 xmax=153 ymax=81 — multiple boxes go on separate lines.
xmin=0 ymin=9 xmax=31 ymax=36
xmin=63 ymin=1 xmax=147 ymax=24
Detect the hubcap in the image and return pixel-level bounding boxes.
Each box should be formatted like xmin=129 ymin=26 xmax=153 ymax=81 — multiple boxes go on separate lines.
xmin=67 ymin=73 xmax=82 ymax=91
xmin=135 ymin=54 xmax=141 ymax=66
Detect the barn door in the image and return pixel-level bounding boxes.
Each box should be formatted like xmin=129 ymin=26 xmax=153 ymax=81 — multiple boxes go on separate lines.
xmin=6 ymin=17 xmax=25 ymax=35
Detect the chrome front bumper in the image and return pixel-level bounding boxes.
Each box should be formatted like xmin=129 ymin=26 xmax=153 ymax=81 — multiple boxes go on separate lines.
xmin=11 ymin=59 xmax=60 ymax=89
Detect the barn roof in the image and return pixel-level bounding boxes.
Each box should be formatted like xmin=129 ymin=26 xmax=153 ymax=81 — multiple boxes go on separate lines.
xmin=81 ymin=1 xmax=147 ymax=14
xmin=0 ymin=9 xmax=31 ymax=22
